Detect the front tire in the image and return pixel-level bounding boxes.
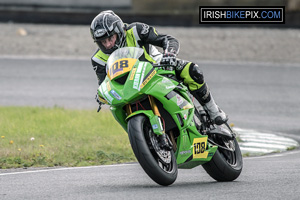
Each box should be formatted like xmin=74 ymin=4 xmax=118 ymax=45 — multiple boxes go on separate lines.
xmin=202 ymin=137 xmax=243 ymax=181
xmin=127 ymin=115 xmax=178 ymax=186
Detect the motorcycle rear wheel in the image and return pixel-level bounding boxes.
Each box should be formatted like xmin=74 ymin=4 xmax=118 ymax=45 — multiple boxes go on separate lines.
xmin=202 ymin=137 xmax=243 ymax=181
xmin=128 ymin=115 xmax=178 ymax=186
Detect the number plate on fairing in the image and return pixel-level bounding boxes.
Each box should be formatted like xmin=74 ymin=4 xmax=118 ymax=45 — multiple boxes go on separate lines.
xmin=193 ymin=137 xmax=209 ymax=159
xmin=107 ymin=58 xmax=137 ymax=80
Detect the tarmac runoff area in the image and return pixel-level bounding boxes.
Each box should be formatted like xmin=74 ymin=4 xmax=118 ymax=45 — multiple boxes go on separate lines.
xmin=234 ymin=127 xmax=299 ymax=156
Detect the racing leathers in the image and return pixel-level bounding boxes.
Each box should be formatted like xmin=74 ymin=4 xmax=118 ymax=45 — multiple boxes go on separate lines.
xmin=91 ymin=22 xmax=227 ymax=124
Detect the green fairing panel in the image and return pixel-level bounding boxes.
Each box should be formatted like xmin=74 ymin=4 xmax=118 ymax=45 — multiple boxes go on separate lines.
xmin=97 ymin=47 xmax=219 ymax=168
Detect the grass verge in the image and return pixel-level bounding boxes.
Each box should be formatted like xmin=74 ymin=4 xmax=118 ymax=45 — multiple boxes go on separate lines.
xmin=0 ymin=106 xmax=136 ymax=169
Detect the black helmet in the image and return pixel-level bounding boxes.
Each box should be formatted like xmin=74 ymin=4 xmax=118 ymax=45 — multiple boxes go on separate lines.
xmin=90 ymin=10 xmax=126 ymax=54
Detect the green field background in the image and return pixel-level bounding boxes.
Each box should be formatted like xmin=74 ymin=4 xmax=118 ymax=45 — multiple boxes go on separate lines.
xmin=0 ymin=106 xmax=136 ymax=169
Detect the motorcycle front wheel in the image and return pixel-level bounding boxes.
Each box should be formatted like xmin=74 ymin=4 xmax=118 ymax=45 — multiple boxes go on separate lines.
xmin=127 ymin=115 xmax=178 ymax=186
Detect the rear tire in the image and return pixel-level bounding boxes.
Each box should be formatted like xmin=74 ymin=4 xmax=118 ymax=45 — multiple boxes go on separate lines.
xmin=127 ymin=115 xmax=178 ymax=186
xmin=202 ymin=138 xmax=243 ymax=181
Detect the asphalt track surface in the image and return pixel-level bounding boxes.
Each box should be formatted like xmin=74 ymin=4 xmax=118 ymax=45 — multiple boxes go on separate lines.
xmin=1 ymin=57 xmax=300 ymax=199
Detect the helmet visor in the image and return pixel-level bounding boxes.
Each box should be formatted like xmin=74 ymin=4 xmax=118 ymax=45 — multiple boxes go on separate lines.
xmin=95 ymin=33 xmax=120 ymax=54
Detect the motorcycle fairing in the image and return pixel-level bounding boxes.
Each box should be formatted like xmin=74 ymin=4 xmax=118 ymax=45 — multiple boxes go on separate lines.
xmin=98 ymin=51 xmax=217 ymax=168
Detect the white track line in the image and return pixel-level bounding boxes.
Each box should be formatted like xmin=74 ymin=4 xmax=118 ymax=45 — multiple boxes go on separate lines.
xmin=0 ymin=163 xmax=138 ymax=176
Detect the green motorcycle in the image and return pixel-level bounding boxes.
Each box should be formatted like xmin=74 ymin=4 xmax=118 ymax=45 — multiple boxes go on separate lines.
xmin=97 ymin=47 xmax=243 ymax=186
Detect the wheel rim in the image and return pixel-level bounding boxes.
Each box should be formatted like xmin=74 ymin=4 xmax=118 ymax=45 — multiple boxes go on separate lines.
xmin=142 ymin=120 xmax=175 ymax=173
xmin=218 ymin=137 xmax=238 ymax=167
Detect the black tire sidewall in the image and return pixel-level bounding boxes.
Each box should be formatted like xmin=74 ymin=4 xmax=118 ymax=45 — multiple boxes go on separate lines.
xmin=202 ymin=138 xmax=243 ymax=181
xmin=128 ymin=115 xmax=178 ymax=186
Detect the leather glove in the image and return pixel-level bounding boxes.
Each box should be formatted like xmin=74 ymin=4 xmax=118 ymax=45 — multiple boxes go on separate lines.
xmin=160 ymin=51 xmax=177 ymax=67
xmin=95 ymin=93 xmax=103 ymax=112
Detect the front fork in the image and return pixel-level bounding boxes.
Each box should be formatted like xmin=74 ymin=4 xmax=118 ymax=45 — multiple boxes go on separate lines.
xmin=148 ymin=96 xmax=164 ymax=132
xmin=148 ymin=95 xmax=173 ymax=150
xmin=126 ymin=95 xmax=172 ymax=150
xmin=125 ymin=95 xmax=164 ymax=130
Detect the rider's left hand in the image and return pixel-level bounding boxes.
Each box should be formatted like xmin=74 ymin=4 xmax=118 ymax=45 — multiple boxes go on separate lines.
xmin=161 ymin=51 xmax=177 ymax=67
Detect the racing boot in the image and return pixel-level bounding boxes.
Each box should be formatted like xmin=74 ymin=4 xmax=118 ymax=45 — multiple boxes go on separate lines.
xmin=191 ymin=83 xmax=228 ymax=125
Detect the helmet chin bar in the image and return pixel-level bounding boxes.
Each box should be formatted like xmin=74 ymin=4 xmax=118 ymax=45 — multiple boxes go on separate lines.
xmin=114 ymin=27 xmax=126 ymax=49
xmin=116 ymin=36 xmax=126 ymax=48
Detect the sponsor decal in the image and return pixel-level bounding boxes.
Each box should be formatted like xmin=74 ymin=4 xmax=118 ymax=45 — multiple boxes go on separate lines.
xmin=133 ymin=73 xmax=140 ymax=90
xmin=133 ymin=62 xmax=147 ymax=90
xmin=199 ymin=6 xmax=285 ymax=24
xmin=183 ymin=114 xmax=187 ymax=120
xmin=141 ymin=24 xmax=150 ymax=34
xmin=106 ymin=82 xmax=111 ymax=92
xmin=175 ymin=94 xmax=192 ymax=109
xmin=140 ymin=68 xmax=156 ymax=89
xmin=208 ymin=152 xmax=214 ymax=157
xmin=103 ymin=91 xmax=114 ymax=104
xmin=176 ymin=94 xmax=184 ymax=106
xmin=165 ymin=91 xmax=192 ymax=109
xmin=179 ymin=150 xmax=192 ymax=155
xmin=166 ymin=85 xmax=175 ymax=90
xmin=152 ymin=124 xmax=158 ymax=129
xmin=136 ymin=61 xmax=144 ymax=73
xmin=110 ymin=90 xmax=122 ymax=100
xmin=129 ymin=68 xmax=136 ymax=80
xmin=94 ymin=29 xmax=106 ymax=37
xmin=100 ymin=82 xmax=113 ymax=104
xmin=138 ymin=65 xmax=146 ymax=91
xmin=133 ymin=62 xmax=144 ymax=90
xmin=162 ymin=77 xmax=176 ymax=90
xmin=162 ymin=78 xmax=172 ymax=84
xmin=93 ymin=65 xmax=98 ymax=72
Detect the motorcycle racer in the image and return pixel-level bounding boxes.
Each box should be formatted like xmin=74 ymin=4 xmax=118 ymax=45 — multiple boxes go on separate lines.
xmin=90 ymin=10 xmax=227 ymax=125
